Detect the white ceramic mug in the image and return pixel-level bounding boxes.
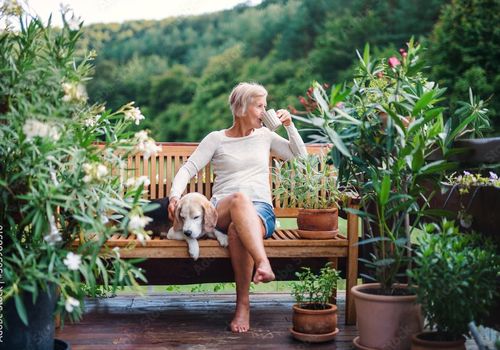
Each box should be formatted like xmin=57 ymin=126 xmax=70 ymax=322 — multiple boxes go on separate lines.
xmin=261 ymin=109 xmax=281 ymax=132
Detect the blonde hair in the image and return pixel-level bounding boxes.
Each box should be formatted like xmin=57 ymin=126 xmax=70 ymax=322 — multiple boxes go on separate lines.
xmin=228 ymin=82 xmax=267 ymax=118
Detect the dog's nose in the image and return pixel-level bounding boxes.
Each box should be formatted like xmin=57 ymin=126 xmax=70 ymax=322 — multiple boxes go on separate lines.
xmin=184 ymin=230 xmax=192 ymax=237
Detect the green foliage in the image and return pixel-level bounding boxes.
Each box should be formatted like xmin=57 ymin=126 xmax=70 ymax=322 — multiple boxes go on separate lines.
xmin=75 ymin=0 xmax=448 ymax=142
xmin=291 ymin=262 xmax=340 ymax=308
xmin=273 ymin=154 xmax=348 ymax=209
xmin=429 ymin=0 xmax=500 ymax=132
xmin=408 ymin=220 xmax=499 ymax=340
xmin=0 ymin=8 xmax=159 ymax=325
xmin=296 ymin=41 xmax=486 ymax=291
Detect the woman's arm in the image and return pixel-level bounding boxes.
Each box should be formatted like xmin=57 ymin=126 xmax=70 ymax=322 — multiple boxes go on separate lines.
xmin=169 ymin=131 xmax=220 ymax=200
xmin=270 ymin=123 xmax=307 ymax=160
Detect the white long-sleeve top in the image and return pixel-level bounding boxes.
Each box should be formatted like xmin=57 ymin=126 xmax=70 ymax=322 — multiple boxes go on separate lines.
xmin=169 ymin=125 xmax=307 ymax=206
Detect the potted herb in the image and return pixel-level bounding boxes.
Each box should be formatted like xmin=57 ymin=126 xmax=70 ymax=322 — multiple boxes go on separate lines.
xmin=273 ymin=153 xmax=350 ymax=239
xmin=293 ymin=40 xmax=476 ymax=347
xmin=408 ymin=220 xmax=499 ymax=350
xmin=0 ymin=7 xmax=158 ymax=349
xmin=290 ymin=262 xmax=341 ymax=342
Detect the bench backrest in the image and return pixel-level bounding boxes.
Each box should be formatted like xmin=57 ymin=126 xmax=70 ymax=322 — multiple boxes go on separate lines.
xmin=126 ymin=142 xmax=331 ymax=218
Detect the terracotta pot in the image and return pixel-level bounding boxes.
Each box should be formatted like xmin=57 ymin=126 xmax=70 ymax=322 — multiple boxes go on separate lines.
xmin=411 ymin=332 xmax=466 ymax=350
xmin=351 ymin=283 xmax=423 ymax=350
xmin=297 ymin=208 xmax=338 ymax=239
xmin=292 ymin=303 xmax=337 ymax=334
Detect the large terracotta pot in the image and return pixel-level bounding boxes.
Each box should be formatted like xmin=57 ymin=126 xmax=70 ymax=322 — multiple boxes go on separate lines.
xmin=292 ymin=303 xmax=338 ymax=334
xmin=411 ymin=332 xmax=466 ymax=350
xmin=352 ymin=283 xmax=423 ymax=350
xmin=297 ymin=208 xmax=338 ymax=239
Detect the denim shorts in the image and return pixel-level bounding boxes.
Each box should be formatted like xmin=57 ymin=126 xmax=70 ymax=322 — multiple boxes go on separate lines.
xmin=210 ymin=198 xmax=276 ymax=239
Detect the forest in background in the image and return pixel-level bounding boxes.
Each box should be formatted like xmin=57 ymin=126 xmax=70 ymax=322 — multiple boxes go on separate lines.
xmin=78 ymin=0 xmax=499 ymax=142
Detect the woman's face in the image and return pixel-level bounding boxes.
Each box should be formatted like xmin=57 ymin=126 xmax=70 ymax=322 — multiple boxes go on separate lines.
xmin=244 ymin=95 xmax=267 ymax=128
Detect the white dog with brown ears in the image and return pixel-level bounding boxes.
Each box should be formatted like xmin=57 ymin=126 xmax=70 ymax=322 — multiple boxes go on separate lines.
xmin=163 ymin=193 xmax=228 ymax=260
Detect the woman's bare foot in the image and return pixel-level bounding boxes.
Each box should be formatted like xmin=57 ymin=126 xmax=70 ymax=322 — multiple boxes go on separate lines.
xmin=253 ymin=261 xmax=275 ymax=284
xmin=230 ymin=302 xmax=250 ymax=333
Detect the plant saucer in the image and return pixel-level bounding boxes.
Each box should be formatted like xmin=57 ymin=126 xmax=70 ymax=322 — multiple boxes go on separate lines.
xmin=290 ymin=327 xmax=339 ymax=343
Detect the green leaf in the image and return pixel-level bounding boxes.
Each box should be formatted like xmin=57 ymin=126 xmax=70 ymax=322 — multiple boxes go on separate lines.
xmin=412 ymin=90 xmax=435 ymax=116
xmin=379 ymin=174 xmax=391 ymax=206
xmin=417 ymin=160 xmax=457 ymax=176
xmin=15 ymin=294 xmax=29 ymax=326
xmin=325 ymin=127 xmax=351 ymax=158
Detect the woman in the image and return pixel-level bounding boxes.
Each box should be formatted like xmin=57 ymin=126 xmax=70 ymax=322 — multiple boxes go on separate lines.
xmin=168 ymin=82 xmax=307 ymax=332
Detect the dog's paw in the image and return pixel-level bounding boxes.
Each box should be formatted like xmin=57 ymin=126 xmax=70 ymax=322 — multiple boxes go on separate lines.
xmin=215 ymin=230 xmax=229 ymax=247
xmin=189 ymin=245 xmax=200 ymax=260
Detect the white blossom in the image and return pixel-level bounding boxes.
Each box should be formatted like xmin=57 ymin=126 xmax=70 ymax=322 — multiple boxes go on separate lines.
xmin=125 ymin=107 xmax=145 ymax=125
xmin=67 ymin=14 xmax=81 ymax=31
xmin=62 ymin=82 xmax=87 ymax=103
xmin=128 ymin=214 xmax=153 ymax=232
xmin=63 ymin=252 xmax=82 ymax=271
xmin=489 ymin=172 xmax=498 ymax=181
xmin=65 ymin=297 xmax=80 ymax=312
xmin=134 ymin=130 xmax=149 ymax=143
xmin=96 ymin=164 xmax=108 ymax=178
xmin=137 ymin=139 xmax=161 ymax=160
xmin=23 ymin=119 xmax=60 ymax=141
xmin=44 ymin=215 xmax=62 ymax=245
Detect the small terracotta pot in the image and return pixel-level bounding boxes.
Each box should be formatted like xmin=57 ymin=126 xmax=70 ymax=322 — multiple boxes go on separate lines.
xmin=351 ymin=283 xmax=423 ymax=350
xmin=297 ymin=208 xmax=339 ymax=239
xmin=411 ymin=332 xmax=466 ymax=350
xmin=292 ymin=303 xmax=337 ymax=334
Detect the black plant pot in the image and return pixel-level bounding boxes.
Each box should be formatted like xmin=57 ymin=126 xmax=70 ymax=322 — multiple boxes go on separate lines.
xmin=1 ymin=284 xmax=63 ymax=350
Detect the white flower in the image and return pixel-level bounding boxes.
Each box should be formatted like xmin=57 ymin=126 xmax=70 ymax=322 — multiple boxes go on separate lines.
xmin=82 ymin=162 xmax=108 ymax=182
xmin=62 ymin=82 xmax=87 ymax=103
xmin=125 ymin=107 xmax=145 ymax=125
xmin=134 ymin=130 xmax=149 ymax=143
xmin=489 ymin=172 xmax=498 ymax=180
xmin=125 ymin=177 xmax=136 ymax=187
xmin=63 ymin=252 xmax=82 ymax=271
xmin=463 ymin=171 xmax=471 ymax=176
xmin=136 ymin=176 xmax=150 ymax=187
xmin=65 ymin=297 xmax=80 ymax=312
xmin=128 ymin=214 xmax=153 ymax=232
xmin=23 ymin=119 xmax=60 ymax=141
xmin=136 ymin=232 xmax=145 ymax=243
xmin=67 ymin=14 xmax=81 ymax=31
xmin=138 ymin=140 xmax=161 ymax=160
xmin=83 ymin=116 xmax=97 ymax=127
xmin=44 ymin=215 xmax=62 ymax=245
xmin=2 ymin=0 xmax=22 ymax=16
xmin=96 ymin=164 xmax=108 ymax=178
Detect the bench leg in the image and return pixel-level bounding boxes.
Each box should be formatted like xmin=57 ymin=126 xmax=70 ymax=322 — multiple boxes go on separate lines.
xmin=346 ymin=205 xmax=359 ymax=325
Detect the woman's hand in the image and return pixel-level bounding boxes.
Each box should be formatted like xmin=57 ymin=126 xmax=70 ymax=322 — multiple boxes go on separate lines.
xmin=276 ymin=109 xmax=293 ymax=127
xmin=168 ymin=197 xmax=179 ymax=221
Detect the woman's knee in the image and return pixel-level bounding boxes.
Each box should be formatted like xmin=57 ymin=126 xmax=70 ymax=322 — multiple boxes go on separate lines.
xmin=229 ymin=192 xmax=252 ymax=208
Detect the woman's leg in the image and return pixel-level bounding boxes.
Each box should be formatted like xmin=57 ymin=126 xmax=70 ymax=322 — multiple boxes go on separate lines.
xmin=215 ymin=193 xmax=276 ymax=332
xmin=215 ymin=192 xmax=275 ymax=283
xmin=227 ymin=222 xmax=253 ymax=332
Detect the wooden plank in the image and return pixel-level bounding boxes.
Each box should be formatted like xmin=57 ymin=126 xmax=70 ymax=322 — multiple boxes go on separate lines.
xmin=158 ymin=153 xmax=165 ymax=198
xmin=150 ymin=155 xmax=157 ymax=199
xmin=346 ymin=199 xmax=359 ymax=325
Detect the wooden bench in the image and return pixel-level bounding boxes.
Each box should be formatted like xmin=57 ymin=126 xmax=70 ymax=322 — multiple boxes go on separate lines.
xmin=104 ymin=142 xmax=359 ymax=325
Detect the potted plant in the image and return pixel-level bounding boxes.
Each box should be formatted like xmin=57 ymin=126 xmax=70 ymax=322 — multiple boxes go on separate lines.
xmin=273 ymin=153 xmax=350 ymax=239
xmin=0 ymin=6 xmax=159 ymax=349
xmin=408 ymin=220 xmax=499 ymax=350
xmin=293 ymin=40 xmax=483 ymax=349
xmin=290 ymin=262 xmax=341 ymax=342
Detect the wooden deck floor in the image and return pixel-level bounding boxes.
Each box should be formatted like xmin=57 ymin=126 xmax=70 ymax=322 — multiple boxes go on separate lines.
xmin=56 ymin=291 xmax=357 ymax=349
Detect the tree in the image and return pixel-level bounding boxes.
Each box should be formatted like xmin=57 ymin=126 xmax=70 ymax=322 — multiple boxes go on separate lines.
xmin=429 ymin=0 xmax=500 ymax=132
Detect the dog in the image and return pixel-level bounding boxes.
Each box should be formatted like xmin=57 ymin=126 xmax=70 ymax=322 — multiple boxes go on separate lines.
xmin=164 ymin=193 xmax=228 ymax=260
